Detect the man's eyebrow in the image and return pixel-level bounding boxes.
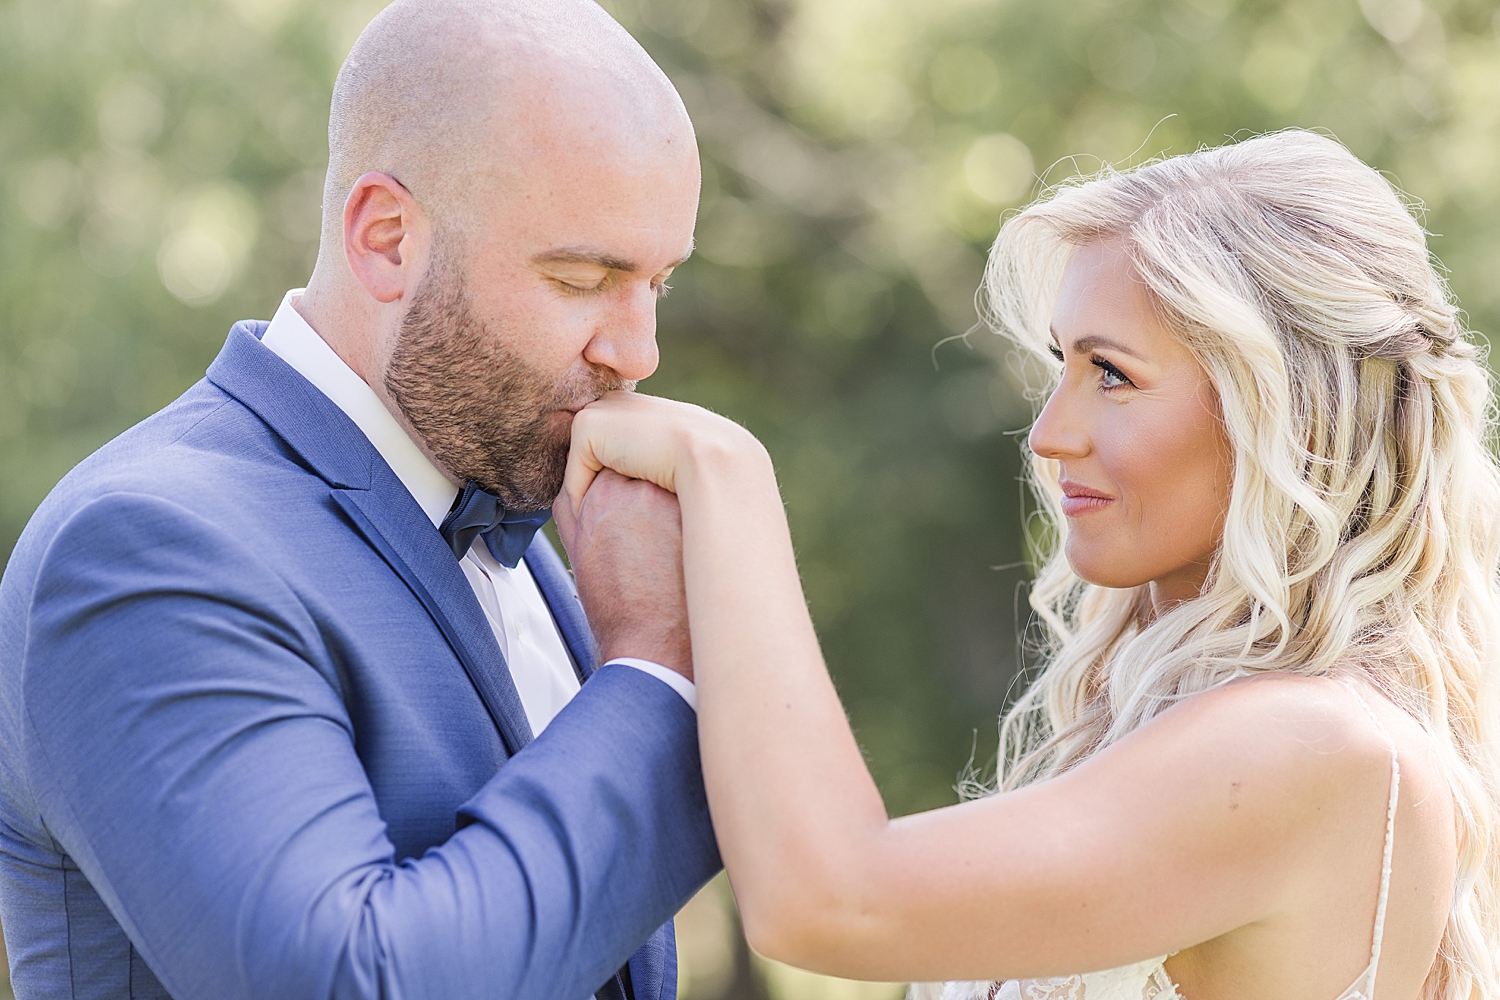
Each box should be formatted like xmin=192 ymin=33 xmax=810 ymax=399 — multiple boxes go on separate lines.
xmin=531 ymin=244 xmax=695 ymax=273
xmin=532 ymin=248 xmax=638 ymax=271
xmin=1049 ymin=327 xmax=1145 ymax=360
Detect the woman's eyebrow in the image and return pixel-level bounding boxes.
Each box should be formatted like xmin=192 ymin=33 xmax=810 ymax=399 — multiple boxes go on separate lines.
xmin=1049 ymin=327 xmax=1145 ymax=360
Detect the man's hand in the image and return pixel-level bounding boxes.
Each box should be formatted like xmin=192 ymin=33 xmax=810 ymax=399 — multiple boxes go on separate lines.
xmin=554 ymin=469 xmax=692 ymax=680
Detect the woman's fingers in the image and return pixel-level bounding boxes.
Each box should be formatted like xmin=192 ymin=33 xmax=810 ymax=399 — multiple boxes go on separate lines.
xmin=562 ymin=409 xmax=607 ymax=519
xmin=564 ymin=390 xmax=765 ymax=513
xmin=564 ymin=392 xmax=683 ymax=511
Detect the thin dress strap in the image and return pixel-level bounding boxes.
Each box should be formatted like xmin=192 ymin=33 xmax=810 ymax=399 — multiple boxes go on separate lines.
xmin=1339 ymin=681 xmax=1401 ymax=1000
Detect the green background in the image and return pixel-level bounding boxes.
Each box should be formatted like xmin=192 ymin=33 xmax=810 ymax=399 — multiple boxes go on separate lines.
xmin=2 ymin=0 xmax=1497 ymax=996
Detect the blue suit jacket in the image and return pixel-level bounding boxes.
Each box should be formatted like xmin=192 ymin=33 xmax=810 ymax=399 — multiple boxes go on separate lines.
xmin=0 ymin=322 xmax=721 ymax=1000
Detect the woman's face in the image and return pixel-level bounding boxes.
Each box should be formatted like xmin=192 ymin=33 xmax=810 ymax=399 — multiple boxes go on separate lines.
xmin=1028 ymin=240 xmax=1233 ymax=611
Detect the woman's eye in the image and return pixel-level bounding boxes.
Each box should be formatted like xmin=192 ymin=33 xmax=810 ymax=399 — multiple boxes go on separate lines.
xmin=1047 ymin=343 xmax=1064 ymax=362
xmin=1092 ymin=357 xmax=1131 ymax=390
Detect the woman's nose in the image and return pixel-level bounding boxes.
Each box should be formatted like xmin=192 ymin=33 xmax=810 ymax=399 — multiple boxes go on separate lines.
xmin=1028 ymin=382 xmax=1090 ymax=460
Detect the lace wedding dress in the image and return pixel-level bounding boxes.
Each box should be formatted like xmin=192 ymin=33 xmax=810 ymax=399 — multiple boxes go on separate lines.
xmin=912 ymin=686 xmax=1401 ymax=1000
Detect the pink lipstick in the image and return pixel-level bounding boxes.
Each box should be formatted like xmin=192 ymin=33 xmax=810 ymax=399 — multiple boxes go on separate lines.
xmin=1058 ymin=480 xmax=1115 ymax=517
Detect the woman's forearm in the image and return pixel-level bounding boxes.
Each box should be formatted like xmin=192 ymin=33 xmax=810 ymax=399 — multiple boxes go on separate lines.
xmin=562 ymin=397 xmax=1330 ymax=983
xmin=562 ymin=395 xmax=908 ymax=963
xmin=676 ymin=440 xmax=892 ymax=961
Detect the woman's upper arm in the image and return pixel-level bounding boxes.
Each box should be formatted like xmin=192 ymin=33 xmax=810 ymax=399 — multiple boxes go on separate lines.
xmin=794 ymin=675 xmax=1389 ymax=983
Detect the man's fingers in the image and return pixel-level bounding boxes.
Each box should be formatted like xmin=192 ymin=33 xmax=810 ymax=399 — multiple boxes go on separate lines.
xmin=561 ymin=469 xmax=638 ymax=548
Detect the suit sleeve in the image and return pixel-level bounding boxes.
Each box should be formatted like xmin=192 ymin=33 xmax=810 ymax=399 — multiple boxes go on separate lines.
xmin=19 ymin=492 xmax=721 ymax=1000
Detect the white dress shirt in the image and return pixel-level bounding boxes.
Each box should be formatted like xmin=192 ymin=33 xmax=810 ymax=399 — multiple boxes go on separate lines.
xmin=260 ymin=290 xmax=694 ymax=733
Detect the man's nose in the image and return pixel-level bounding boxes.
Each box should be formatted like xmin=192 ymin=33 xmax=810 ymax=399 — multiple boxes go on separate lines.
xmin=1028 ymin=383 xmax=1090 ymax=460
xmin=583 ymin=283 xmax=660 ymax=382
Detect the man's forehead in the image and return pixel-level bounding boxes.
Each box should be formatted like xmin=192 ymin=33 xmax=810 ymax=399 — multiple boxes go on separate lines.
xmin=329 ymin=0 xmax=694 ymax=222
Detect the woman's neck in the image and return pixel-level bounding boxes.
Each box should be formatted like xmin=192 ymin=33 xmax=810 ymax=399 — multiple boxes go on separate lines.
xmin=1146 ymin=560 xmax=1214 ymax=618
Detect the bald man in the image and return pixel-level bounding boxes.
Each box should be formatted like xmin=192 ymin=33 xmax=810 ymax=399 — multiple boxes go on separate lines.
xmin=0 ymin=2 xmax=720 ymax=998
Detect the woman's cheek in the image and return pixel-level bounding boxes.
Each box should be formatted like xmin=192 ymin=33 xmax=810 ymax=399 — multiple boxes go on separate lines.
xmin=1091 ymin=416 xmax=1145 ymax=505
xmin=1097 ymin=409 xmax=1194 ymax=574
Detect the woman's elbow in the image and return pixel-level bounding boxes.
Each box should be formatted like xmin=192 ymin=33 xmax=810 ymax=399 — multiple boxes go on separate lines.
xmin=736 ymin=869 xmax=880 ymax=973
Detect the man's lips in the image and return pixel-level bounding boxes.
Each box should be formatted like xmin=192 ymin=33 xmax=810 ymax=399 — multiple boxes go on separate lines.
xmin=555 ymin=383 xmax=627 ymax=416
xmin=1058 ymin=480 xmax=1115 ymax=517
xmin=553 ymin=396 xmax=600 ymax=416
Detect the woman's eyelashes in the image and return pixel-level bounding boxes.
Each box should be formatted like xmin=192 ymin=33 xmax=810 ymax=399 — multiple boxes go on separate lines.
xmin=1091 ymin=356 xmax=1132 ymax=390
xmin=1047 ymin=343 xmax=1135 ymax=391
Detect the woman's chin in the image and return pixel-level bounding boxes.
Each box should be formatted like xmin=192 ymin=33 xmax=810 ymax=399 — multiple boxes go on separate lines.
xmin=1063 ymin=545 xmax=1151 ymax=590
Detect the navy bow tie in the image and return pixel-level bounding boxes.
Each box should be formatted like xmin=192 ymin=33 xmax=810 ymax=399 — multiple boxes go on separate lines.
xmin=438 ymin=481 xmax=553 ymax=569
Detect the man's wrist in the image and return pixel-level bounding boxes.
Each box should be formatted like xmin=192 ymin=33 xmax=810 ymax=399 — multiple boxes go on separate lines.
xmin=605 ymin=657 xmax=697 ymax=711
xmin=597 ymin=633 xmax=691 ymax=681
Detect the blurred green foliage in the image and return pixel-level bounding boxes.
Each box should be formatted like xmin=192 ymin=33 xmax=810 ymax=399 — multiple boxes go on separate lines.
xmin=3 ymin=0 xmax=1500 ymax=840
xmin=3 ymin=0 xmax=1499 ymax=996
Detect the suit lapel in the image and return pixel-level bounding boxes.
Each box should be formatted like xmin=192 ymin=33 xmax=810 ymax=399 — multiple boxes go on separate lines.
xmin=333 ymin=480 xmax=534 ymax=756
xmin=211 ymin=321 xmax=666 ymax=1000
xmin=208 ymin=321 xmax=535 ymax=756
xmin=524 ymin=534 xmax=599 ymax=681
xmin=207 ymin=322 xmax=375 ymax=491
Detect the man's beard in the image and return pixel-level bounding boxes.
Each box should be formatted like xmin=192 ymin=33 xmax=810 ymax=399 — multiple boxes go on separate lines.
xmin=385 ymin=258 xmax=629 ymax=511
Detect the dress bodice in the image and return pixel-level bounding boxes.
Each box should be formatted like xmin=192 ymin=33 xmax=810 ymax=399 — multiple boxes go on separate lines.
xmin=930 ymin=957 xmax=1180 ymax=1000
xmin=913 ymin=684 xmax=1401 ymax=1000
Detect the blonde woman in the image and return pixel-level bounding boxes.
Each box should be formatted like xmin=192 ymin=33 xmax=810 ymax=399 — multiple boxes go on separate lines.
xmin=556 ymin=131 xmax=1500 ymax=999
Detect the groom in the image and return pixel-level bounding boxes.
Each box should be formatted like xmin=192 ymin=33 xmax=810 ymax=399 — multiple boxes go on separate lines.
xmin=0 ymin=1 xmax=718 ymax=998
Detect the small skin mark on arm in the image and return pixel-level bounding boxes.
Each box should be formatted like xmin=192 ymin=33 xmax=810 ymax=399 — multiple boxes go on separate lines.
xmin=1230 ymin=781 xmax=1241 ymax=811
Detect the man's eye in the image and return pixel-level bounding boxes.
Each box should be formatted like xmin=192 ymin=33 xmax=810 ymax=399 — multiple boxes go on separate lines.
xmin=555 ymin=277 xmax=606 ymax=294
xmin=653 ymin=281 xmax=672 ymax=300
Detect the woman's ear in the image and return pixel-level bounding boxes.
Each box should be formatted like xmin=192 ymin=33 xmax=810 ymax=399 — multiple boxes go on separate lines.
xmin=343 ymin=171 xmax=428 ymax=305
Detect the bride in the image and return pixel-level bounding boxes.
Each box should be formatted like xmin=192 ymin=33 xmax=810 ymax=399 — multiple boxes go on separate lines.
xmin=555 ymin=130 xmax=1500 ymax=999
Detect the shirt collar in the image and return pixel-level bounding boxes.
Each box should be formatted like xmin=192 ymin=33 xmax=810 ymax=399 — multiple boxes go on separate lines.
xmin=260 ymin=289 xmax=457 ymax=528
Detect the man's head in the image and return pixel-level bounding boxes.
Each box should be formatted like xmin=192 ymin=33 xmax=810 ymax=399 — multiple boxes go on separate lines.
xmin=301 ymin=0 xmax=699 ymax=509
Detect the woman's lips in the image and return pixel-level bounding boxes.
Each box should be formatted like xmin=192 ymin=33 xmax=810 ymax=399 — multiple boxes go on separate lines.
xmin=1058 ymin=481 xmax=1115 ymax=517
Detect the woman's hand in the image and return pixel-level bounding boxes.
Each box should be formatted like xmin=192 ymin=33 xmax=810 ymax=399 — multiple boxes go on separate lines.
xmin=561 ymin=390 xmax=765 ymax=516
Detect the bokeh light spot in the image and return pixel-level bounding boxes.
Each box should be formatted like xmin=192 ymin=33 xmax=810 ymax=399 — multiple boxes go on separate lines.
xmin=1359 ymin=0 xmax=1425 ymax=44
xmin=963 ymin=133 xmax=1034 ymax=205
xmin=157 ymin=229 xmax=232 ymax=307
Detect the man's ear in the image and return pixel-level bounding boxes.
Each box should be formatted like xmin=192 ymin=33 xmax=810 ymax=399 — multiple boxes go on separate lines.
xmin=343 ymin=172 xmax=427 ymax=305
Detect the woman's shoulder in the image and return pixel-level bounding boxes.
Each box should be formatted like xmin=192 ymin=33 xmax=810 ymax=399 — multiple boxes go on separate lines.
xmin=1109 ymin=676 xmax=1455 ymax=996
xmin=1142 ymin=670 xmax=1410 ymax=768
xmin=1084 ymin=671 xmax=1418 ymax=843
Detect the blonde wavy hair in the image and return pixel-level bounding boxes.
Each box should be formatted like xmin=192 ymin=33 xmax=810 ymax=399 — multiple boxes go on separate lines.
xmin=980 ymin=130 xmax=1500 ymax=998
